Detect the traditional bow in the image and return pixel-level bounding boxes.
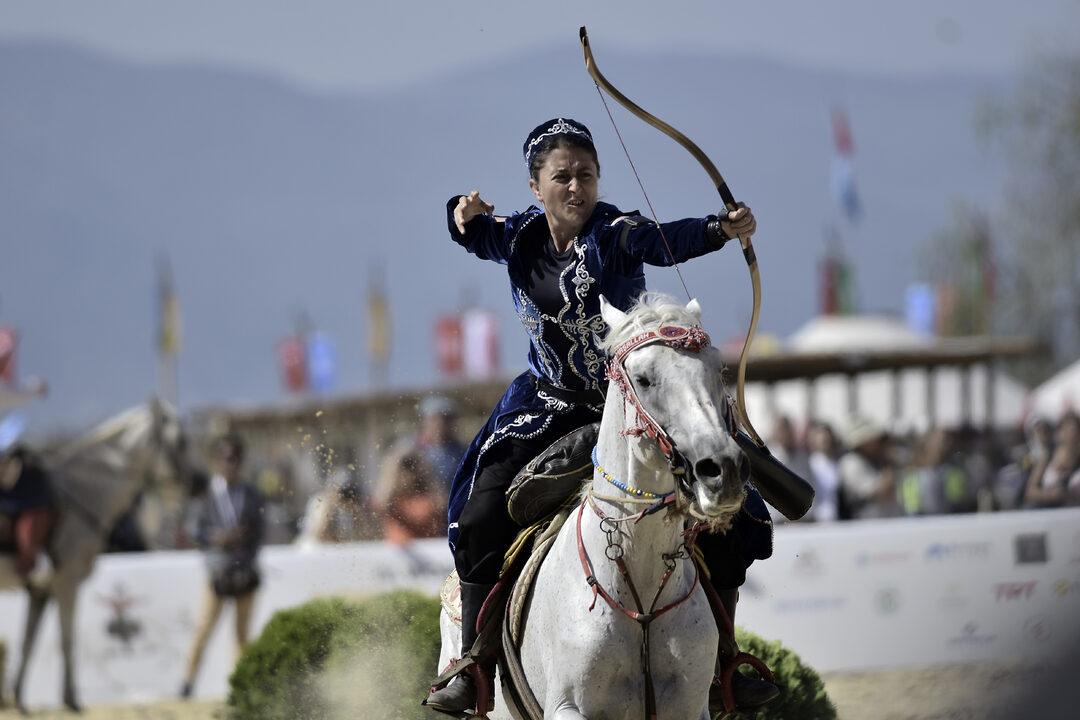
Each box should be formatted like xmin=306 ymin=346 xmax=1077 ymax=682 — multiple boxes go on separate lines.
xmin=579 ymin=26 xmax=765 ymax=446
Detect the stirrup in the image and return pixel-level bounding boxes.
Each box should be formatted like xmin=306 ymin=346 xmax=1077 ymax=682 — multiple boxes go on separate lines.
xmin=715 ymin=651 xmax=777 ymax=713
xmin=424 ymin=657 xmax=494 ymax=717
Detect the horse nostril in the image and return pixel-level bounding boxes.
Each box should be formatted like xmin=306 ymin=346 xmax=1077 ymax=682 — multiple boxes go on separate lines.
xmin=738 ymin=454 xmax=750 ymax=483
xmin=694 ymin=458 xmax=723 ymax=478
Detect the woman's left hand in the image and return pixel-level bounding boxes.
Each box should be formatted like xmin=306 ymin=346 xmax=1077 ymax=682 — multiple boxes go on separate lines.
xmin=721 ymin=202 xmax=756 ymax=240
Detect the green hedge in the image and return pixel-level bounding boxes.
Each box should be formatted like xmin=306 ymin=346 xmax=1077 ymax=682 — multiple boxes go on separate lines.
xmin=227 ymin=591 xmax=833 ymax=720
xmin=227 ymin=592 xmax=440 ymax=720
xmin=726 ymin=627 xmax=837 ymax=720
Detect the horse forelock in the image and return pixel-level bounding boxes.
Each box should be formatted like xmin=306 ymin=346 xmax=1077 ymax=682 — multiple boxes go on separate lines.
xmin=597 ymin=292 xmax=703 ymax=356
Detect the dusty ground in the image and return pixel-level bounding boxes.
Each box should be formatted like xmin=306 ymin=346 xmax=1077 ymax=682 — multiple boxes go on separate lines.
xmin=0 ymin=664 xmax=1050 ymax=719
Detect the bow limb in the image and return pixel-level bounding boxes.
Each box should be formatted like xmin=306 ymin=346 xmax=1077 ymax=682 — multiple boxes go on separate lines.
xmin=579 ymin=26 xmax=765 ymax=446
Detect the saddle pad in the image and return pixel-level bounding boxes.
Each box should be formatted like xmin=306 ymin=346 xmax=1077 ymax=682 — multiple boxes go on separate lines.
xmin=506 ymin=422 xmax=599 ymax=526
xmin=508 ymin=506 xmax=572 ymax=647
xmin=439 ymin=506 xmax=573 ymax=635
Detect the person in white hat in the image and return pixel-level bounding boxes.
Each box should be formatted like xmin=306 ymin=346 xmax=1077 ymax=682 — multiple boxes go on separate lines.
xmin=838 ymin=417 xmax=901 ymax=519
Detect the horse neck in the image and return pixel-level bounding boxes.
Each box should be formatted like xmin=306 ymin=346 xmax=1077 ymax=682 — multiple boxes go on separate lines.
xmin=53 ymin=409 xmax=155 ymax=530
xmin=589 ymin=391 xmax=687 ymax=590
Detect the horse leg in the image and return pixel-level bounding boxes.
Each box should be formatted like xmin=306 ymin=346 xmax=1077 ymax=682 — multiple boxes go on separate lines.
xmin=55 ymin=582 xmax=81 ymax=713
xmin=14 ymin=588 xmax=50 ymax=715
xmin=549 ymin=707 xmax=587 ymax=720
xmin=0 ymin=638 xmax=7 ymax=708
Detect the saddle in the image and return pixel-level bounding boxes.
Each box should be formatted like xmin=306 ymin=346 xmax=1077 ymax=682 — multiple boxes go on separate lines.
xmin=506 ymin=423 xmax=599 ymax=526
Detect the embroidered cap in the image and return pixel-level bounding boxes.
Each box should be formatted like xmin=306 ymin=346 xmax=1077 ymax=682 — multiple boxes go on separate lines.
xmin=523 ymin=117 xmax=594 ymax=168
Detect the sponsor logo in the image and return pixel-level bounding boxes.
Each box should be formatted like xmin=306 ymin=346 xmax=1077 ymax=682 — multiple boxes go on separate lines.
xmin=938 ymin=583 xmax=970 ymax=611
xmin=773 ymin=597 xmax=847 ymax=614
xmin=1024 ymin=615 xmax=1051 ymax=642
xmin=792 ymin=549 xmax=825 ymax=578
xmin=1053 ymin=579 xmax=1080 ymax=598
xmin=1014 ymin=533 xmax=1049 ymax=564
xmin=855 ymin=550 xmax=912 ymax=568
xmin=947 ymin=621 xmax=997 ymax=647
xmin=925 ymin=541 xmax=992 ymax=561
xmin=875 ymin=587 xmax=901 ymax=615
xmin=994 ymin=581 xmax=1037 ymax=601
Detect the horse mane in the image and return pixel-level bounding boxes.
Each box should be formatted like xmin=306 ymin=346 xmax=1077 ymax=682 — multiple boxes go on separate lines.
xmin=50 ymin=404 xmax=153 ymax=470
xmin=597 ymin=292 xmax=702 ymax=355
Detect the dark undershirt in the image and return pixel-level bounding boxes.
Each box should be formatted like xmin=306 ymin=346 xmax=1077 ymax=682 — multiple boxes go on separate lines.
xmin=523 ymin=239 xmax=576 ymax=316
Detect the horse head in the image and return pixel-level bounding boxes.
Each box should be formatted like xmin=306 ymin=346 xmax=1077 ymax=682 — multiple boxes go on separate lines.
xmin=144 ymin=396 xmax=189 ymax=488
xmin=599 ymin=294 xmax=747 ymax=527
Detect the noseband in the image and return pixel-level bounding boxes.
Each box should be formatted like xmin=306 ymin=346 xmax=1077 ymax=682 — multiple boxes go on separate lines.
xmin=605 ymin=323 xmax=738 ymax=502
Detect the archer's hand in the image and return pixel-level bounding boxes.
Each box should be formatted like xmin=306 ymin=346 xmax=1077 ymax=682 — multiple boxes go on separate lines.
xmin=720 ymin=202 xmax=756 ymax=240
xmin=454 ymin=191 xmax=495 ymax=234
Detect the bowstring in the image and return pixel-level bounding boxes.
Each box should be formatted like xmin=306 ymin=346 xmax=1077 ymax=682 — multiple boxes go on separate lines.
xmin=592 ymin=83 xmax=693 ymax=302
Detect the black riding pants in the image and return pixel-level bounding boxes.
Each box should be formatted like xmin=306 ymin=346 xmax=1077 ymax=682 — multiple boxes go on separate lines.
xmin=453 ymin=405 xmax=600 ymax=585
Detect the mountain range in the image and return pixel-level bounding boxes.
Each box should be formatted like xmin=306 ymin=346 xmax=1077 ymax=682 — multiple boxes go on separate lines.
xmin=0 ymin=38 xmax=1008 ymax=431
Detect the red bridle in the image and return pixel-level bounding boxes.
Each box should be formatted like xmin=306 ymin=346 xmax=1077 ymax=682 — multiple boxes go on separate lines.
xmin=606 ymin=324 xmax=737 ymax=469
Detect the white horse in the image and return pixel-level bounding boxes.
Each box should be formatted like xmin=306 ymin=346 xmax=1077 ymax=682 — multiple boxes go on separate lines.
xmin=0 ymin=399 xmax=187 ymax=713
xmin=438 ymin=294 xmax=749 ymax=719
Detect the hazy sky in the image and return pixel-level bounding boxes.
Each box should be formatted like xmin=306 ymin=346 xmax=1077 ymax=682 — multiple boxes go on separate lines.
xmin=2 ymin=0 xmax=1078 ymax=92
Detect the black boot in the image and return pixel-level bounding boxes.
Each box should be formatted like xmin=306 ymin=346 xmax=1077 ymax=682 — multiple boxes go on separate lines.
xmin=425 ymin=581 xmax=495 ymax=715
xmin=709 ymin=588 xmax=780 ymax=712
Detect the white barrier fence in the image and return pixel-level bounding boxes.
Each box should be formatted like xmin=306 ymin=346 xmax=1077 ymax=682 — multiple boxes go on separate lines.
xmin=2 ymin=508 xmax=1079 ymax=707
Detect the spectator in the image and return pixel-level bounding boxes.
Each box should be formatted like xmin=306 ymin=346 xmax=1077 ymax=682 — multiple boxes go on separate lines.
xmin=806 ymin=422 xmax=841 ymax=522
xmin=838 ymin=417 xmax=901 ymax=520
xmin=373 ymin=448 xmax=445 ymax=546
xmin=414 ymin=395 xmax=468 ymax=490
xmin=296 ymin=462 xmax=378 ymax=545
xmin=899 ymin=428 xmax=971 ymax=516
xmin=1024 ymin=412 xmax=1080 ymax=508
xmin=768 ymin=415 xmax=810 ymax=523
xmin=180 ymin=434 xmax=265 ymax=699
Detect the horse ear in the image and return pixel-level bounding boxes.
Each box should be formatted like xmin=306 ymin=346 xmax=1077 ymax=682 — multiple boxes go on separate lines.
xmin=686 ymin=298 xmax=702 ymax=320
xmin=599 ymin=295 xmax=627 ymax=329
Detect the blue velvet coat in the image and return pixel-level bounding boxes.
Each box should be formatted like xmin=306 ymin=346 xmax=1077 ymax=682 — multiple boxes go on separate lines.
xmin=444 ymin=198 xmax=772 ymax=570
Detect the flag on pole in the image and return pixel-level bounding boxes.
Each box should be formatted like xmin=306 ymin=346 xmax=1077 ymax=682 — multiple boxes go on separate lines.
xmin=367 ymin=274 xmax=390 ymax=365
xmin=830 ymin=107 xmax=861 ymax=222
xmin=278 ymin=335 xmax=308 ymax=393
xmin=306 ymin=331 xmax=336 ymax=394
xmin=157 ymin=257 xmax=180 ymax=358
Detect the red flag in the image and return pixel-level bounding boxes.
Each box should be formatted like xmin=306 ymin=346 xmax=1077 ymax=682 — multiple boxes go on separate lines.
xmin=278 ymin=335 xmax=308 ymax=393
xmin=435 ymin=315 xmax=463 ymax=377
xmin=832 ymin=108 xmax=855 ymax=156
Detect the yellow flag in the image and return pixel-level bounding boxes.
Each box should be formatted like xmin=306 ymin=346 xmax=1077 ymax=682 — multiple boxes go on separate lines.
xmin=158 ymin=258 xmax=180 ymax=357
xmin=367 ymin=279 xmax=389 ymax=363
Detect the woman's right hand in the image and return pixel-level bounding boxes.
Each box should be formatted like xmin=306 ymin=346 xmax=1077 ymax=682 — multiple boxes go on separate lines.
xmin=454 ymin=191 xmax=494 ymax=234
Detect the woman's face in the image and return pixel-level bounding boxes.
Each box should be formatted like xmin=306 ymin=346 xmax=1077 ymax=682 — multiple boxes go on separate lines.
xmin=529 ymin=145 xmax=599 ymax=235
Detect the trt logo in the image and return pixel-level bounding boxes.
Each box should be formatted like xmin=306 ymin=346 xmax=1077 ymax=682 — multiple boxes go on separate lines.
xmin=994 ymin=581 xmax=1037 ymax=601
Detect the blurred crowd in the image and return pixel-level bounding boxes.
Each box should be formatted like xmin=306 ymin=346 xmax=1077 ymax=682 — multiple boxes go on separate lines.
xmin=769 ymin=411 xmax=1080 ymax=523
xmin=100 ymin=402 xmax=1080 ymax=556
xmin=168 ymin=395 xmax=467 ymax=552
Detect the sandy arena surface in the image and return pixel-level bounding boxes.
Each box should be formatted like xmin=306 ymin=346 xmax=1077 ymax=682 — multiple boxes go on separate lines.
xmin=0 ymin=664 xmax=1045 ymax=719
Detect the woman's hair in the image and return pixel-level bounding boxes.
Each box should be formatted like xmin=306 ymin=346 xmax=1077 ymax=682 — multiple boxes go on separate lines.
xmin=528 ymin=133 xmax=600 ymax=182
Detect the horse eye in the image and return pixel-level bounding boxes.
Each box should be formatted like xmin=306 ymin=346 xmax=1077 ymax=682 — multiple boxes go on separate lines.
xmin=635 ymin=375 xmax=652 ymax=389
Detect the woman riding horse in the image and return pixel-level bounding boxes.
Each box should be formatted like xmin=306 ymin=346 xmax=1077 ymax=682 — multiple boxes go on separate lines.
xmin=426 ymin=118 xmax=777 ymax=715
